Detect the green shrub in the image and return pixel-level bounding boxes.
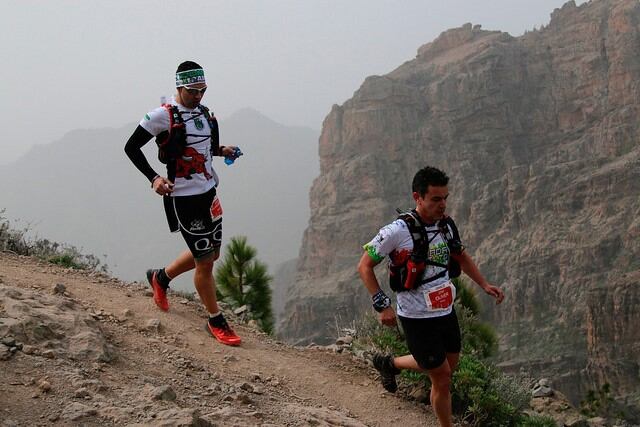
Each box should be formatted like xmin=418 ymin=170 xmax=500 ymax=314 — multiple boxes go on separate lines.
xmin=352 ymin=312 xmax=404 ymax=353
xmin=454 ymin=278 xmax=498 ymax=358
xmin=515 ymin=414 xmax=557 ymax=427
xmin=457 ymin=305 xmax=498 ymax=358
xmin=48 ymin=253 xmax=84 ymax=269
xmin=453 ymin=354 xmax=532 ymax=426
xmin=580 ymin=383 xmax=617 ymax=418
xmin=0 ymin=210 xmax=32 ymax=255
xmin=453 ymin=277 xmax=480 ymax=315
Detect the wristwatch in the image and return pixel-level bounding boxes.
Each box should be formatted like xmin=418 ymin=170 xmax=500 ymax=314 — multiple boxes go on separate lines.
xmin=372 ymin=290 xmax=391 ymax=313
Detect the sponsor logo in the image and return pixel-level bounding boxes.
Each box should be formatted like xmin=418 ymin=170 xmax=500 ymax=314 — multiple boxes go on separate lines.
xmin=210 ymin=197 xmax=223 ymax=221
xmin=429 ymin=242 xmax=449 ymax=265
xmin=144 ymin=114 xmax=151 ymax=120
xmin=190 ymin=220 xmax=206 ymax=232
xmin=175 ymin=147 xmax=212 ymax=180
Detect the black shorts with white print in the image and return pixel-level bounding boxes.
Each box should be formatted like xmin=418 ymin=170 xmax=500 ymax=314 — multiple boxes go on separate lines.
xmin=163 ymin=186 xmax=222 ymax=259
xmin=398 ymin=310 xmax=461 ymax=370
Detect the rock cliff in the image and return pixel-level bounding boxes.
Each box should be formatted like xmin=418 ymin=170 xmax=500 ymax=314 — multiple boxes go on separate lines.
xmin=279 ymin=0 xmax=640 ymax=411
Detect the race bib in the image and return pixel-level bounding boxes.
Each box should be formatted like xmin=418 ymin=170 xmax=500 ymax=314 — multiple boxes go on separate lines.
xmin=424 ymin=280 xmax=456 ymax=312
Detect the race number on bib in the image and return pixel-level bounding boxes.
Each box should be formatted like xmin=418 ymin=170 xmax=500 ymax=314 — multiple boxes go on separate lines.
xmin=423 ymin=281 xmax=456 ymax=312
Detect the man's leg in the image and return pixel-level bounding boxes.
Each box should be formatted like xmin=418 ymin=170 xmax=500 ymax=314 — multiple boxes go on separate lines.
xmin=372 ymin=353 xmax=426 ymax=393
xmin=146 ymin=250 xmax=195 ymax=311
xmin=193 ymin=250 xmax=219 ymax=314
xmin=374 ymin=316 xmax=432 ymax=393
xmin=165 ymin=250 xmax=196 ymax=282
xmin=393 ymin=354 xmax=425 ymax=371
xmin=445 ymin=352 xmax=459 ymax=371
xmin=194 ymin=250 xmax=241 ymax=346
xmin=427 ymin=357 xmax=455 ymax=427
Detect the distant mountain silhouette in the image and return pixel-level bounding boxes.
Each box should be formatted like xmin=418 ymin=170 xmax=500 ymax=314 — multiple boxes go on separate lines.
xmin=0 ymin=108 xmax=319 ymax=292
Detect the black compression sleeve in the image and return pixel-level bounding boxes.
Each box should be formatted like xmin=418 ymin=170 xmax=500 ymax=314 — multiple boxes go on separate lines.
xmin=124 ymin=125 xmax=158 ymax=183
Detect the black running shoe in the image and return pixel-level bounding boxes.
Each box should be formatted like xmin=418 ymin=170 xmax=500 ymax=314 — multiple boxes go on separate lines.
xmin=372 ymin=353 xmax=400 ymax=393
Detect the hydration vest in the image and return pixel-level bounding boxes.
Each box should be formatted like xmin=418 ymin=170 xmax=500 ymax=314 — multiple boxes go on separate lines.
xmin=388 ymin=210 xmax=463 ymax=293
xmin=154 ymin=104 xmax=220 ymax=182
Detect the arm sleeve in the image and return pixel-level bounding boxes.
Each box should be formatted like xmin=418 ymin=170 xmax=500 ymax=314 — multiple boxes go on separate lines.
xmin=124 ymin=125 xmax=158 ymax=183
xmin=210 ymin=116 xmax=222 ymax=156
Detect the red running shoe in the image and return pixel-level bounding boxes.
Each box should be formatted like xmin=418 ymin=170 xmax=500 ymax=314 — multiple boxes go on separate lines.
xmin=146 ymin=269 xmax=169 ymax=312
xmin=207 ymin=317 xmax=241 ymax=346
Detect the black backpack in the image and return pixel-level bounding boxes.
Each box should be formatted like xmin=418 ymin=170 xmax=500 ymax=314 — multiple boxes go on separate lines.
xmin=388 ymin=210 xmax=463 ymax=293
xmin=154 ymin=104 xmax=220 ymax=181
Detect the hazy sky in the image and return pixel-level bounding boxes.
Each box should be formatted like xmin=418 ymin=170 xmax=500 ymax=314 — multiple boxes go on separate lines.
xmin=1 ymin=0 xmax=583 ymax=164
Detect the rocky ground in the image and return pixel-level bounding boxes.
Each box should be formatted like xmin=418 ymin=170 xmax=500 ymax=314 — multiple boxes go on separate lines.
xmin=0 ymin=252 xmax=439 ymax=426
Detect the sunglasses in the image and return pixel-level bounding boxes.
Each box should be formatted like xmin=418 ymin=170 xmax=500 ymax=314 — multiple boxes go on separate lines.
xmin=182 ymin=86 xmax=207 ymax=95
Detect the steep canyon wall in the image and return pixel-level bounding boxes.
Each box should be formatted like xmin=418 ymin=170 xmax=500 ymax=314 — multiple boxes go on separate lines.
xmin=280 ymin=0 xmax=640 ymax=409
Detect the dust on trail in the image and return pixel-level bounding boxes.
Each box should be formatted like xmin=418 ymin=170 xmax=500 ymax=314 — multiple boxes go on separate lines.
xmin=0 ymin=252 xmax=438 ymax=426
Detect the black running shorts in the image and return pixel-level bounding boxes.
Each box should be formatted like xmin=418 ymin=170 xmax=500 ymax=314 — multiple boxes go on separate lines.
xmin=163 ymin=187 xmax=222 ymax=259
xmin=398 ymin=310 xmax=461 ymax=370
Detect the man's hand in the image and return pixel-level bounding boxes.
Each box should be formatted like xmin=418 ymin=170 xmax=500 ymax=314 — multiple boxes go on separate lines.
xmin=379 ymin=306 xmax=397 ymax=327
xmin=482 ymin=283 xmax=505 ymax=304
xmin=455 ymin=251 xmax=505 ymax=305
xmin=152 ymin=176 xmax=174 ymax=196
xmin=221 ymin=146 xmax=238 ymax=157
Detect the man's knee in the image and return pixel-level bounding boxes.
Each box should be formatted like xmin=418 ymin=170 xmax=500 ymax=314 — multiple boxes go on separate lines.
xmin=429 ymin=363 xmax=452 ymax=390
xmin=194 ymin=252 xmax=216 ymax=270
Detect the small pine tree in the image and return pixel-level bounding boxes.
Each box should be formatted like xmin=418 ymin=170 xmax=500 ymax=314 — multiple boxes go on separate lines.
xmin=215 ymin=236 xmax=274 ymax=334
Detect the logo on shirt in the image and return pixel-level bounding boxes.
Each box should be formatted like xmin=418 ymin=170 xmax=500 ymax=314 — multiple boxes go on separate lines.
xmin=175 ymin=147 xmax=213 ymax=181
xmin=429 ymin=242 xmax=450 ymax=265
xmin=194 ymin=117 xmax=204 ymax=130
xmin=144 ymin=114 xmax=151 ymax=121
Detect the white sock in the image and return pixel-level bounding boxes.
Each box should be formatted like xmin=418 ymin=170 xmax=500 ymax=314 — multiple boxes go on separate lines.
xmin=208 ymin=311 xmax=221 ymax=319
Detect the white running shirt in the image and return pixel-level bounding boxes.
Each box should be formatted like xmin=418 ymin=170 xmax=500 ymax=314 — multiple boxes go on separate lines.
xmin=364 ymin=218 xmax=458 ymax=319
xmin=140 ymin=100 xmax=218 ymax=197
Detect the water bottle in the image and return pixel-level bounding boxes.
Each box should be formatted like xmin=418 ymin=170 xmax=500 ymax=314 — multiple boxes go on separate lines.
xmin=404 ymin=256 xmax=426 ymax=290
xmin=224 ymin=146 xmax=243 ymax=165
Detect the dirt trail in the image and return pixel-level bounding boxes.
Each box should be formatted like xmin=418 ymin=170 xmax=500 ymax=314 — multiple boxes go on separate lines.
xmin=0 ymin=253 xmax=438 ymax=426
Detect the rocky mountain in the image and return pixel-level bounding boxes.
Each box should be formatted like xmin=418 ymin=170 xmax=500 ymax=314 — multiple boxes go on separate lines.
xmin=0 ymin=108 xmax=319 ymax=292
xmin=279 ymin=0 xmax=640 ymax=414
